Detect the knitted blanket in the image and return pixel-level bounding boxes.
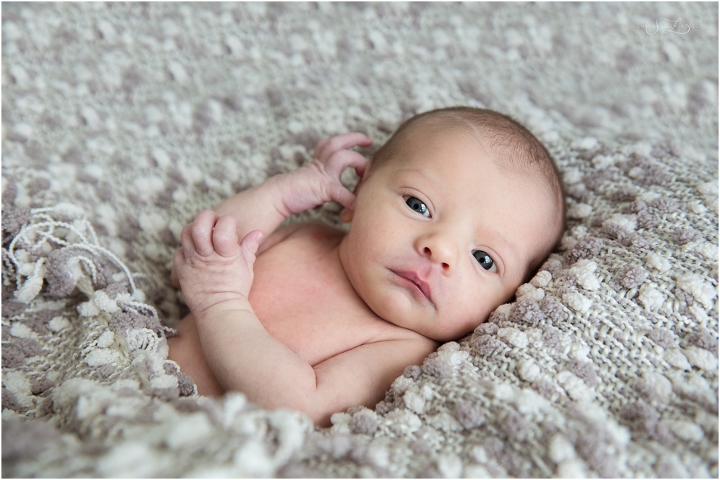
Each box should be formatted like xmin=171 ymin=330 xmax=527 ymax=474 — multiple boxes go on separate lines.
xmin=2 ymin=2 xmax=717 ymax=477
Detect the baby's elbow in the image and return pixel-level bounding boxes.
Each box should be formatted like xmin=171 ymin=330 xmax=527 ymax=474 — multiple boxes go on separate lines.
xmin=279 ymin=394 xmax=334 ymax=427
xmin=255 ymin=371 xmax=347 ymax=427
xmin=266 ymin=389 xmax=337 ymax=427
xmin=307 ymin=407 xmax=335 ymax=428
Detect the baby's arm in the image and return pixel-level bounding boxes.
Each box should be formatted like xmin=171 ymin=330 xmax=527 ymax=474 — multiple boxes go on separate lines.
xmin=214 ymin=133 xmax=372 ymax=250
xmin=173 ymin=210 xmax=317 ymax=408
xmin=173 ymin=211 xmax=437 ymax=425
xmin=171 ymin=133 xmax=372 ymax=287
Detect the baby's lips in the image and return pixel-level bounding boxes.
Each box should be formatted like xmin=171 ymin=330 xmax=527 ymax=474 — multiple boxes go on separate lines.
xmin=392 ymin=269 xmax=434 ymax=304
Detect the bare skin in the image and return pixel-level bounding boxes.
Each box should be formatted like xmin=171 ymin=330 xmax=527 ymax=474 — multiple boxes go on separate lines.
xmin=168 ymin=222 xmax=438 ymax=423
xmin=168 ymin=128 xmax=559 ymax=427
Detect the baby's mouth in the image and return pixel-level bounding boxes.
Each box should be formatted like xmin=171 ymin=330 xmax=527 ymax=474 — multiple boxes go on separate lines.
xmin=390 ymin=269 xmax=434 ymax=306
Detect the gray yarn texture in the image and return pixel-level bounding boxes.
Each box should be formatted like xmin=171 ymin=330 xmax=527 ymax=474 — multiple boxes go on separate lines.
xmin=2 ymin=2 xmax=718 ymax=477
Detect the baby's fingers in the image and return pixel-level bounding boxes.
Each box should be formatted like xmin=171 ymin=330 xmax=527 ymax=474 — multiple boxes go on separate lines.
xmin=314 ymin=133 xmax=373 ymax=162
xmin=327 ymin=182 xmax=357 ymax=211
xmin=212 ymin=215 xmax=240 ymax=258
xmin=313 ymin=138 xmax=329 ymax=160
xmin=190 ymin=210 xmax=219 ymax=257
xmin=324 ymin=149 xmax=369 ymax=180
xmin=239 ymin=230 xmax=263 ymax=269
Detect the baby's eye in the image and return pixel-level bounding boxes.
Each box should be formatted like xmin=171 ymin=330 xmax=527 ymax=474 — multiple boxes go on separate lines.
xmin=404 ymin=196 xmax=430 ymax=218
xmin=473 ymin=250 xmax=497 ymax=272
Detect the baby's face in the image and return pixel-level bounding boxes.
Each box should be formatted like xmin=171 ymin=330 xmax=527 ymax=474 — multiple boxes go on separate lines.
xmin=338 ymin=128 xmax=558 ymax=341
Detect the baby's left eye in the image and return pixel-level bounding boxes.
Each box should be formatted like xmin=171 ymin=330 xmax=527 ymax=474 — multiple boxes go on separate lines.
xmin=473 ymin=250 xmax=497 ymax=272
xmin=404 ymin=196 xmax=430 ymax=218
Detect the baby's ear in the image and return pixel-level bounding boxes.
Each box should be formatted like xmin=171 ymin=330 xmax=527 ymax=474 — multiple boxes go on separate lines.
xmin=355 ymin=157 xmax=375 ymax=190
xmin=341 ymin=158 xmax=373 ymax=223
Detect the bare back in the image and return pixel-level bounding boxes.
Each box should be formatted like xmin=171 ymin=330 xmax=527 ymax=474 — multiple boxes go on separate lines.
xmin=167 ymin=222 xmax=438 ymax=403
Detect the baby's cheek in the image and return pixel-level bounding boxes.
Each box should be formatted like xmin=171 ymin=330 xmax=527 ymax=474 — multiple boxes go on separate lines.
xmin=458 ymin=291 xmax=497 ymax=329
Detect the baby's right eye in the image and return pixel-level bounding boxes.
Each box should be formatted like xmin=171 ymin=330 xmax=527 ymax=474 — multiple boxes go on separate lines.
xmin=404 ymin=196 xmax=430 ymax=218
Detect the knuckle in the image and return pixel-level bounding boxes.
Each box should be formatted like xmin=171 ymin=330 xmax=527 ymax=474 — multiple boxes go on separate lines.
xmin=308 ymin=158 xmax=331 ymax=177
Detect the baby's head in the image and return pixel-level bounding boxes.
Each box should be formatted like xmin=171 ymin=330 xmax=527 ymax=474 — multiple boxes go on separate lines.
xmin=339 ymin=106 xmax=565 ymax=341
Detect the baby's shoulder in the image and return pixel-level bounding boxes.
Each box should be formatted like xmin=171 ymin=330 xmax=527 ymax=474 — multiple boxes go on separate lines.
xmin=260 ymin=220 xmax=344 ymax=254
xmin=289 ymin=220 xmax=344 ymax=238
xmin=277 ymin=220 xmax=344 ymax=244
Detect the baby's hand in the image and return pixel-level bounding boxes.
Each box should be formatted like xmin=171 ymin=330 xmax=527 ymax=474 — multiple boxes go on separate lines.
xmin=278 ymin=133 xmax=373 ymax=215
xmin=173 ymin=210 xmax=262 ymax=318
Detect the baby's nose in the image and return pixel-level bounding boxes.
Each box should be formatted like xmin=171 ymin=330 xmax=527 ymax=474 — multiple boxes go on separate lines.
xmin=418 ymin=235 xmax=456 ymax=272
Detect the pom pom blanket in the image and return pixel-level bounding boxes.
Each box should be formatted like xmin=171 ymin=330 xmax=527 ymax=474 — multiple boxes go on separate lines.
xmin=3 ymin=3 xmax=717 ymax=477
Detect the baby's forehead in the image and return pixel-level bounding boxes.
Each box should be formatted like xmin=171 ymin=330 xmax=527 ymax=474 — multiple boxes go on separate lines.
xmin=389 ymin=123 xmax=524 ymax=175
xmin=392 ymin=121 xmax=487 ymax=157
xmin=411 ymin=119 xmax=561 ymax=206
xmin=385 ymin=129 xmax=544 ymax=194
xmin=393 ymin=123 xmax=562 ymax=217
xmin=379 ymin=113 xmax=560 ymax=193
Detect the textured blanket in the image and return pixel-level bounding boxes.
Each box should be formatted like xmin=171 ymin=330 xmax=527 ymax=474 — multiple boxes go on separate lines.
xmin=2 ymin=2 xmax=717 ymax=477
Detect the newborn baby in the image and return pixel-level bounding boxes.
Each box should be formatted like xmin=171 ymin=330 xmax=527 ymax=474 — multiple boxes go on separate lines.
xmin=167 ymin=106 xmax=565 ymax=426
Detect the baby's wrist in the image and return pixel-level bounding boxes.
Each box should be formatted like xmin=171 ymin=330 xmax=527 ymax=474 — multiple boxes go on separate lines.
xmin=268 ymin=169 xmax=321 ymax=216
xmin=265 ymin=173 xmax=299 ymax=217
xmin=191 ymin=295 xmax=255 ymax=324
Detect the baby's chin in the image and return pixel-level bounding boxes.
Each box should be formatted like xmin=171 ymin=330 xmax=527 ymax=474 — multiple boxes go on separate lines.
xmin=416 ymin=312 xmax=490 ymax=343
xmin=364 ymin=287 xmax=431 ymax=329
xmin=364 ymin=292 xmax=471 ymax=341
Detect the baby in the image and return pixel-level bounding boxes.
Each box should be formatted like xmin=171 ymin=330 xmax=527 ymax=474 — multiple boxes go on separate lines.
xmin=167 ymin=106 xmax=565 ymax=426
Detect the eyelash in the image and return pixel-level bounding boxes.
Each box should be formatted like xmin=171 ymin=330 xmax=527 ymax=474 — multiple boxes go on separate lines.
xmin=403 ymin=195 xmax=498 ymax=273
